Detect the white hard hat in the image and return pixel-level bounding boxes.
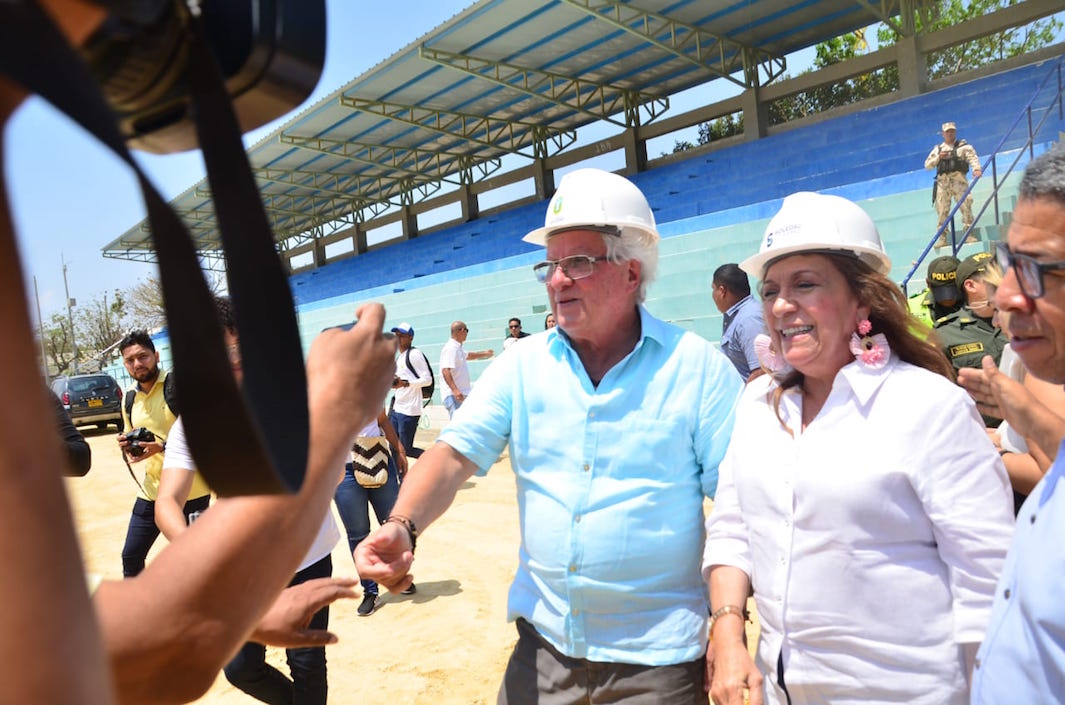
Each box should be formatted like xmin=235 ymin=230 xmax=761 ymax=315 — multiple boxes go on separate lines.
xmin=523 ymin=168 xmax=660 ymax=246
xmin=740 ymin=192 xmax=891 ymax=278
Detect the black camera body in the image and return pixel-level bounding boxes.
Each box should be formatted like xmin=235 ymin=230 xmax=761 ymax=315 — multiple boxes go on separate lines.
xmin=123 ymin=427 xmax=157 ymax=457
xmin=84 ymin=0 xmax=325 ymax=154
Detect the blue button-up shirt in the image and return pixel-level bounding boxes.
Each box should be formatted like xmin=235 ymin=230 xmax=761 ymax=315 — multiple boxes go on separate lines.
xmin=720 ymin=295 xmax=765 ymax=379
xmin=440 ymin=306 xmax=742 ymax=665
xmin=971 ymin=438 xmax=1065 ymax=703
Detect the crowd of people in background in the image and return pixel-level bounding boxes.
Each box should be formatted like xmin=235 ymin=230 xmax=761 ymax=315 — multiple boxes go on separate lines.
xmin=19 ymin=13 xmax=1065 ymax=698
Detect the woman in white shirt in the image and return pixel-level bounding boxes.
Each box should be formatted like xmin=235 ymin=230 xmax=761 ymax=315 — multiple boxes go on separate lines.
xmin=704 ymin=192 xmax=1014 ymax=705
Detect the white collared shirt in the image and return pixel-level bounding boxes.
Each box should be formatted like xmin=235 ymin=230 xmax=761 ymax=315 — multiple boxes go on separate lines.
xmin=705 ymin=355 xmax=1014 ymax=705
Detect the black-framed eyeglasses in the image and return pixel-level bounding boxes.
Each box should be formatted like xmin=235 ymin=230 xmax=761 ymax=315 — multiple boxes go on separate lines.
xmin=533 ymin=255 xmax=608 ymax=283
xmin=508 ymin=324 xmax=521 ymax=329
xmin=994 ymin=241 xmax=1065 ymax=299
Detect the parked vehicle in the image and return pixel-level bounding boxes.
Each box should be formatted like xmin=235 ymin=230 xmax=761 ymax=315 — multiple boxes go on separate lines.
xmin=51 ymin=373 xmax=124 ymax=431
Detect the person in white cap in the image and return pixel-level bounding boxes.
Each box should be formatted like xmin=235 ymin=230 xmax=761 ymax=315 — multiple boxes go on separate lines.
xmin=925 ymin=121 xmax=983 ymax=248
xmin=703 ymin=192 xmax=1013 ymax=705
xmin=356 ymin=168 xmax=744 ymax=702
xmin=388 ymin=322 xmax=433 ymax=459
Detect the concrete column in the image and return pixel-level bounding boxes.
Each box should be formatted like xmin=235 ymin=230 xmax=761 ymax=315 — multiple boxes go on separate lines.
xmin=622 ymin=126 xmax=648 ymax=175
xmin=460 ymin=183 xmax=479 ymax=222
xmin=895 ymin=34 xmax=926 ymax=97
xmin=353 ymin=222 xmax=367 ymax=255
xmin=312 ymin=237 xmax=326 ymax=267
xmin=532 ymin=158 xmax=555 ymax=201
xmin=741 ymin=86 xmax=768 ymax=141
xmin=402 ymin=205 xmax=419 ymax=240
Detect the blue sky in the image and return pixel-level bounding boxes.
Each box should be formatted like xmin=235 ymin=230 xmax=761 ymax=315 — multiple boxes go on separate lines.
xmin=6 ymin=0 xmax=472 ymax=321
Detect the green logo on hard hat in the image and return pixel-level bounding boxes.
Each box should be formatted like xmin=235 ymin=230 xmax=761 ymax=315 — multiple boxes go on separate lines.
xmin=552 ymin=197 xmax=564 ymax=214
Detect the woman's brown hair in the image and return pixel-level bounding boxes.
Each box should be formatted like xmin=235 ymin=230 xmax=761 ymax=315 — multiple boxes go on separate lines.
xmin=768 ymin=253 xmax=955 ymax=428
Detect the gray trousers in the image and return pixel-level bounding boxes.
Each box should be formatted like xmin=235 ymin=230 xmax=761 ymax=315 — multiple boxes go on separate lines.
xmin=497 ymin=618 xmax=707 ymax=705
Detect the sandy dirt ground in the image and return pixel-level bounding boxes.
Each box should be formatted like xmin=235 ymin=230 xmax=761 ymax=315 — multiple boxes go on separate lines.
xmin=67 ymin=425 xmax=522 ymax=704
xmin=67 ymin=424 xmax=757 ymax=704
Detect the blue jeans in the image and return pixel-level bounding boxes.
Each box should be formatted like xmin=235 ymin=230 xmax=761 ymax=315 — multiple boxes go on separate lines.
xmin=444 ymin=394 xmax=463 ymax=418
xmin=388 ymin=409 xmax=422 ymax=459
xmin=223 ymin=555 xmax=332 ymax=705
xmin=121 ymin=494 xmax=210 ymax=577
xmin=334 ymin=457 xmax=399 ymax=595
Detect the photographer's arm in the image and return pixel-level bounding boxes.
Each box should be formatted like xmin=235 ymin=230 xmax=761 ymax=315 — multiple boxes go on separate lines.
xmin=0 ymin=141 xmax=113 ymax=704
xmin=94 ymin=304 xmax=397 ymax=705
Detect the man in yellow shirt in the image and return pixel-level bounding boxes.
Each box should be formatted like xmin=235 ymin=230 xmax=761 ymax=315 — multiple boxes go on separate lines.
xmin=116 ymin=330 xmax=211 ymax=577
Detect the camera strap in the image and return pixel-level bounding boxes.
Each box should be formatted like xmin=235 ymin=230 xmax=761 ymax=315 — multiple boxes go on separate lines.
xmin=0 ymin=1 xmax=309 ymax=495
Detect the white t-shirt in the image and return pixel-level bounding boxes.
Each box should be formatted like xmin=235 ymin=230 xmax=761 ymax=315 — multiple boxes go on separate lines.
xmin=163 ymin=416 xmax=339 ymax=571
xmin=392 ymin=347 xmax=432 ymax=416
xmin=439 ymin=337 xmax=471 ymax=396
xmin=995 ymin=344 xmax=1028 ymax=454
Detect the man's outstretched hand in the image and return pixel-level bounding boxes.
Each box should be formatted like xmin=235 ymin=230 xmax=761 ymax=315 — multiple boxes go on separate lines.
xmin=250 ymin=577 xmax=358 ymax=647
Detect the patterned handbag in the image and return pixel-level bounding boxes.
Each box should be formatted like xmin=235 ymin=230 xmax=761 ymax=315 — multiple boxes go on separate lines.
xmin=351 ymin=436 xmax=390 ymax=488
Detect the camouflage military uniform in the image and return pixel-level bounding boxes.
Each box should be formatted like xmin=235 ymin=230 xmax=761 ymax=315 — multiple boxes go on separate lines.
xmin=933 ymin=307 xmax=1006 ymax=373
xmin=925 ymin=137 xmax=981 ymax=234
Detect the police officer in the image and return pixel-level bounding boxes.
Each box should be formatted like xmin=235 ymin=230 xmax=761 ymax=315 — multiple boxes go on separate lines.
xmin=909 ymin=255 xmax=962 ymax=330
xmin=924 ymin=122 xmax=982 ymax=248
xmin=934 ymin=251 xmax=1005 ymax=373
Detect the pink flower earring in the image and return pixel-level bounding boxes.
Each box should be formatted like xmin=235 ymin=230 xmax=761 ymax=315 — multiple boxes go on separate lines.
xmin=849 ymin=319 xmax=890 ymax=369
xmin=754 ymin=333 xmax=792 ymax=376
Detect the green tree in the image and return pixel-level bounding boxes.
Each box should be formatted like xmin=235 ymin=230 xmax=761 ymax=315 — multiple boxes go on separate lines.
xmin=879 ymin=0 xmax=1062 ymax=79
xmin=675 ymin=0 xmax=1061 ymax=147
xmin=42 ymin=311 xmax=76 ymax=377
xmin=75 ymin=289 xmax=129 ymax=371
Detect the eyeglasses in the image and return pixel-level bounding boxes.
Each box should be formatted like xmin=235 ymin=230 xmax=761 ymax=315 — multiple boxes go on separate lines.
xmin=508 ymin=324 xmax=521 ymax=329
xmin=533 ymin=255 xmax=608 ymax=283
xmin=994 ymin=241 xmax=1065 ymax=299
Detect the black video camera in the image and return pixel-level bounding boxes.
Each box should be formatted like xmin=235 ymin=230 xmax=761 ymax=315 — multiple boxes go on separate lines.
xmin=123 ymin=427 xmax=157 ymax=457
xmin=84 ymin=0 xmax=325 ymax=154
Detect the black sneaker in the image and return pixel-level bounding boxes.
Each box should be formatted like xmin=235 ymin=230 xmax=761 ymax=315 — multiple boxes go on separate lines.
xmin=357 ymin=592 xmax=379 ymax=616
xmin=401 ymin=583 xmax=417 ymax=595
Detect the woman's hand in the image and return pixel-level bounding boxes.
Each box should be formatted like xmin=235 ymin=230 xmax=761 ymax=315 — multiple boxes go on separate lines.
xmin=709 ymin=637 xmax=764 ymax=705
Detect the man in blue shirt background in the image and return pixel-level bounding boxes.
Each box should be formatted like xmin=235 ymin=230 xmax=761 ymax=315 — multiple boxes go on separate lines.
xmin=356 ymin=168 xmax=743 ymax=704
xmin=712 ymin=263 xmax=765 ymax=381
xmin=966 ymin=143 xmax=1065 ymax=702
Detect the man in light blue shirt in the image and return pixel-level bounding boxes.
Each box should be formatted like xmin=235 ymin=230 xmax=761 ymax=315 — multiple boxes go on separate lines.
xmin=966 ymin=144 xmax=1065 ymax=703
xmin=712 ymin=263 xmax=765 ymax=380
xmin=355 ymin=168 xmax=743 ymax=703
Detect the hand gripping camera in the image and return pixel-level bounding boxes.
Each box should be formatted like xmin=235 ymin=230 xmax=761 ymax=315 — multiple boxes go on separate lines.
xmin=123 ymin=427 xmax=156 ymax=457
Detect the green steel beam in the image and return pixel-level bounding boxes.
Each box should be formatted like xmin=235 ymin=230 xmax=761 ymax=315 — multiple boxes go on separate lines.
xmin=339 ymin=95 xmax=577 ymax=158
xmin=418 ymin=46 xmax=668 ymax=128
xmin=560 ymin=0 xmax=786 ymax=88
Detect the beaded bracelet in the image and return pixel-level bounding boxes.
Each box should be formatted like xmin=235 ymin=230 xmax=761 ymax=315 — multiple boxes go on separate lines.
xmin=385 ymin=514 xmax=418 ymax=553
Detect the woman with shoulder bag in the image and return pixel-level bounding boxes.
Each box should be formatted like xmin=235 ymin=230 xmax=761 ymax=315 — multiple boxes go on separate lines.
xmin=335 ymin=409 xmax=412 ymax=617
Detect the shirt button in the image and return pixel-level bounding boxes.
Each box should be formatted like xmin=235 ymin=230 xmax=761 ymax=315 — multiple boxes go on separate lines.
xmin=589 ymin=412 xmax=595 ymax=419
xmin=582 ymin=464 xmax=590 ymax=472
xmin=1031 ymin=513 xmax=1037 ymax=524
xmin=975 ymin=658 xmax=981 ymax=669
xmin=1004 ymin=588 xmax=1011 ymax=599
xmin=575 ymin=515 xmax=581 ymax=523
xmin=569 ymin=564 xmax=577 ymax=573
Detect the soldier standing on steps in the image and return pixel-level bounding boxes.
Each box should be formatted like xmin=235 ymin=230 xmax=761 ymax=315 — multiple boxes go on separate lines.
xmin=925 ymin=121 xmax=983 ymax=249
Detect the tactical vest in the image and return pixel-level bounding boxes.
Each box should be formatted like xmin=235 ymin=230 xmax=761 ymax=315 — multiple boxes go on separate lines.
xmin=936 ymin=139 xmax=970 ymax=175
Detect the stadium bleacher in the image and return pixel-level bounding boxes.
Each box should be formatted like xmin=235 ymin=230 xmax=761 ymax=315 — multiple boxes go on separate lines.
xmin=109 ymin=57 xmax=1064 ymax=397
